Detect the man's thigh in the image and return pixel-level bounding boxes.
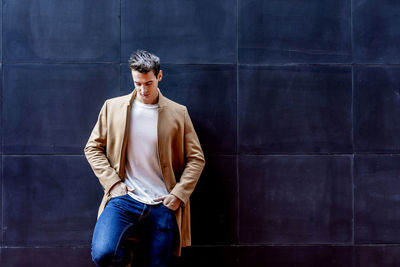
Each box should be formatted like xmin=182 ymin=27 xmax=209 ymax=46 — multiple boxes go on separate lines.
xmin=91 ymin=195 xmax=145 ymax=265
xmin=141 ymin=204 xmax=177 ymax=267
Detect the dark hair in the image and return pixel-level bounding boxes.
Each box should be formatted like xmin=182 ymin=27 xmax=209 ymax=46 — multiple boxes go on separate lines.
xmin=128 ymin=50 xmax=160 ymax=76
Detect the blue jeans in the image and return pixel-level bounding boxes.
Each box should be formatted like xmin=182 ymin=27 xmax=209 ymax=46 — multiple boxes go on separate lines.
xmin=91 ymin=194 xmax=177 ymax=267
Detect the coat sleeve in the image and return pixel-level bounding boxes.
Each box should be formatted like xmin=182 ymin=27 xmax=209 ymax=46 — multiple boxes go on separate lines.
xmin=84 ymin=101 xmax=121 ymax=195
xmin=170 ymin=107 xmax=205 ymax=205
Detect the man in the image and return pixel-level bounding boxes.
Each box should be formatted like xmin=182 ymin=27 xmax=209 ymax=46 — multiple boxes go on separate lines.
xmin=85 ymin=50 xmax=205 ymax=267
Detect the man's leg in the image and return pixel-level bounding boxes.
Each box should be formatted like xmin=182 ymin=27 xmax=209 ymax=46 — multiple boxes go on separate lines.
xmin=91 ymin=195 xmax=146 ymax=267
xmin=141 ymin=204 xmax=177 ymax=267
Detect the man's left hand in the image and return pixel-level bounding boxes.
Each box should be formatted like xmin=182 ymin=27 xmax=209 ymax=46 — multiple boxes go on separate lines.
xmin=154 ymin=194 xmax=182 ymax=211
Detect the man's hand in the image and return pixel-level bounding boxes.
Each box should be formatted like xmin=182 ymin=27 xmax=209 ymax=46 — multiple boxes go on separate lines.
xmin=154 ymin=194 xmax=182 ymax=211
xmin=109 ymin=182 xmax=134 ymax=197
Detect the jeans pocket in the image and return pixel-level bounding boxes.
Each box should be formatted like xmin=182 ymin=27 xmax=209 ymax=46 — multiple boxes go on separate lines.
xmin=110 ymin=194 xmax=128 ymax=200
xmin=157 ymin=206 xmax=175 ymax=231
xmin=161 ymin=203 xmax=174 ymax=212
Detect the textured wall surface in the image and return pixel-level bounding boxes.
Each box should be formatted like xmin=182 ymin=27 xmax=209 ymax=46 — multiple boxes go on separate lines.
xmin=1 ymin=0 xmax=400 ymax=266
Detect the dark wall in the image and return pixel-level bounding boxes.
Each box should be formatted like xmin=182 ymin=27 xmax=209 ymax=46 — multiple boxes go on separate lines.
xmin=1 ymin=0 xmax=400 ymax=266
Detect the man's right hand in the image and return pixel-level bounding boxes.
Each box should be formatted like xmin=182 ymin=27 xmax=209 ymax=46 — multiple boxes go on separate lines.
xmin=109 ymin=182 xmax=134 ymax=197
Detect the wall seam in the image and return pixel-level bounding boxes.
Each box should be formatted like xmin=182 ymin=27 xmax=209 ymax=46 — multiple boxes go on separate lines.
xmin=236 ymin=1 xmax=240 ymax=267
xmin=119 ymin=0 xmax=122 ymax=64
xmin=3 ymin=153 xmax=400 ymax=157
xmin=1 ymin=0 xmax=3 ymax=250
xmin=350 ymin=1 xmax=356 ymax=264
xmin=1 ymin=62 xmax=400 ymax=67
xmin=351 ymin=65 xmax=355 ymax=248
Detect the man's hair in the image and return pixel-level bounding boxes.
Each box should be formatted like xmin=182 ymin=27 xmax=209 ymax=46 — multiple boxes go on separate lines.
xmin=129 ymin=50 xmax=160 ymax=76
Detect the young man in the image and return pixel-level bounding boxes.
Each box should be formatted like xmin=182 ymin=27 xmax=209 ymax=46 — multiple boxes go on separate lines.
xmin=85 ymin=50 xmax=205 ymax=267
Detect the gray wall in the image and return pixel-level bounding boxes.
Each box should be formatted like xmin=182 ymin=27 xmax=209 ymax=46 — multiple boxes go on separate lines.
xmin=1 ymin=0 xmax=400 ymax=266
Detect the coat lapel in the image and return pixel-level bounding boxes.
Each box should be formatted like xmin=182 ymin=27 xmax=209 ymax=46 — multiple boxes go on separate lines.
xmin=157 ymin=90 xmax=169 ymax=186
xmin=118 ymin=90 xmax=136 ymax=178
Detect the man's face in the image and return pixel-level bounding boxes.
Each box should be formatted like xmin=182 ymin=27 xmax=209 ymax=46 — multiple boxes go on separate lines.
xmin=131 ymin=69 xmax=162 ymax=104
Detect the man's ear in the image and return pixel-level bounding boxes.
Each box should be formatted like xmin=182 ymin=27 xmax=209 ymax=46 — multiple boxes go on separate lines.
xmin=158 ymin=70 xmax=163 ymax=82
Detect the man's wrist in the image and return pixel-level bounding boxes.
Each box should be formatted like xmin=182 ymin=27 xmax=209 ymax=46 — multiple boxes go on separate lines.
xmin=108 ymin=181 xmax=122 ymax=196
xmin=170 ymin=193 xmax=185 ymax=207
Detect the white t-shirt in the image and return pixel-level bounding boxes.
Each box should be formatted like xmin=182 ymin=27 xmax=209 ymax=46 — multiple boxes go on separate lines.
xmin=124 ymin=98 xmax=169 ymax=205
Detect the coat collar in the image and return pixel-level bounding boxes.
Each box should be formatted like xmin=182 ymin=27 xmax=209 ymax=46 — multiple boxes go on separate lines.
xmin=126 ymin=89 xmax=167 ymax=108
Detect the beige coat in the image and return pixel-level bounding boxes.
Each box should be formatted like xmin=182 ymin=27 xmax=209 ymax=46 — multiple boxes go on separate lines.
xmin=84 ymin=89 xmax=205 ymax=256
